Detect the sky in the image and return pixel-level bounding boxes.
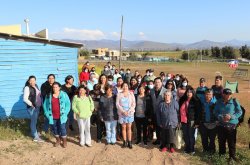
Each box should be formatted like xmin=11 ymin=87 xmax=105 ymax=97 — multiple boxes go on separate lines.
xmin=1 ymin=0 xmax=250 ymax=43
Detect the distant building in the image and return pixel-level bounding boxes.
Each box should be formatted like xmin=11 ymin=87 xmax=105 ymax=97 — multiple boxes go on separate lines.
xmin=0 ymin=28 xmax=82 ymax=119
xmin=92 ymin=48 xmax=108 ymax=56
xmin=106 ymin=50 xmax=120 ymax=60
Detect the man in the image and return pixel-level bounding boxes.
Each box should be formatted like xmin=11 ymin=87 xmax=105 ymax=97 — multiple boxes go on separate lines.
xmin=150 ymin=77 xmax=167 ymax=145
xmin=198 ymin=89 xmax=217 ymax=154
xmin=41 ymin=74 xmax=55 ymax=132
xmin=211 ymin=75 xmax=223 ymax=100
xmin=196 ymin=78 xmax=208 ymax=103
xmin=214 ymin=88 xmax=242 ymax=162
xmin=124 ymin=68 xmax=132 ymax=83
xmin=147 ymin=69 xmax=156 ymax=82
xmin=61 ymin=75 xmax=77 ymax=131
xmin=101 ymin=65 xmax=112 ymax=76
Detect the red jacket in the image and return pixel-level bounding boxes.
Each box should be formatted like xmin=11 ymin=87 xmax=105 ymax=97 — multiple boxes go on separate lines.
xmin=79 ymin=72 xmax=90 ymax=83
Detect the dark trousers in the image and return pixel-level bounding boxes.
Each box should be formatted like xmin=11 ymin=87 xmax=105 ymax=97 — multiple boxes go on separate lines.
xmin=97 ymin=117 xmax=105 ymax=140
xmin=135 ymin=117 xmax=148 ymax=142
xmin=182 ymin=123 xmax=195 ymax=153
xmin=153 ymin=114 xmax=161 ymax=142
xmin=217 ymin=126 xmax=237 ymax=158
xmin=199 ymin=124 xmax=217 ymax=153
xmin=161 ymin=127 xmax=175 ymax=148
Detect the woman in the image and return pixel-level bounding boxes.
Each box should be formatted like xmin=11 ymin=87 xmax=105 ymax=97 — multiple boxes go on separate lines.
xmin=179 ymin=87 xmax=201 ymax=154
xmin=116 ymin=82 xmax=136 ymax=149
xmin=165 ymin=80 xmax=177 ymax=101
xmin=113 ymin=77 xmax=124 ymax=96
xmin=135 ymin=86 xmax=148 ymax=145
xmin=157 ymin=91 xmax=179 ymax=153
xmin=61 ymin=75 xmax=77 ymax=131
xmin=177 ymin=77 xmax=190 ymax=101
xmin=130 ymin=77 xmax=139 ymax=95
xmin=43 ymin=82 xmax=70 ymax=147
xmin=79 ymin=67 xmax=90 ymax=85
xmin=99 ymin=85 xmax=118 ymax=145
xmin=23 ymin=75 xmax=43 ymax=142
xmin=72 ymin=85 xmax=94 ymax=147
xmin=96 ymin=74 xmax=108 ymax=143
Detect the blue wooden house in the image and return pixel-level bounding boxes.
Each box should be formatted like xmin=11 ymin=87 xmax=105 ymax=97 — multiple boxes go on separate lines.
xmin=0 ymin=32 xmax=82 ymax=119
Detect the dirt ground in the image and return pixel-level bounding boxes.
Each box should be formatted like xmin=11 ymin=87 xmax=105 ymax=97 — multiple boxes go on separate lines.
xmin=1 ymin=61 xmax=249 ymax=165
xmin=0 ymin=127 xmax=190 ymax=165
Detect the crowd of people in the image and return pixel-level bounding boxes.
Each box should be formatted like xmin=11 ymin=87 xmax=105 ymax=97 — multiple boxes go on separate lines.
xmin=23 ymin=61 xmax=246 ymax=163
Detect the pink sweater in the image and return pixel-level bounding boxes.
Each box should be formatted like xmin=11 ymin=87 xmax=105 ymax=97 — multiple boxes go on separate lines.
xmin=116 ymin=91 xmax=136 ymax=117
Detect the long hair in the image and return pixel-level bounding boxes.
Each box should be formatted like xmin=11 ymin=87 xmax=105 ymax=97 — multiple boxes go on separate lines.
xmin=24 ymin=75 xmax=36 ymax=88
xmin=51 ymin=82 xmax=61 ymax=94
xmin=98 ymin=74 xmax=107 ymax=85
xmin=76 ymin=85 xmax=89 ymax=98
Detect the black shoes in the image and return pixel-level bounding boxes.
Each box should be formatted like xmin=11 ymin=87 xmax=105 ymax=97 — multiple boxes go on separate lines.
xmin=135 ymin=140 xmax=141 ymax=145
xmin=153 ymin=140 xmax=160 ymax=145
xmin=128 ymin=141 xmax=133 ymax=149
xmin=122 ymin=140 xmax=128 ymax=148
xmin=69 ymin=125 xmax=74 ymax=131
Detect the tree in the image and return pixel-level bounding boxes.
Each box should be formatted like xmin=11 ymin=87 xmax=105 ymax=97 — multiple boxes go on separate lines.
xmin=211 ymin=46 xmax=221 ymax=58
xmin=239 ymin=45 xmax=250 ymax=59
xmin=181 ymin=51 xmax=189 ymax=60
xmin=221 ymin=46 xmax=236 ymax=59
xmin=79 ymin=49 xmax=90 ymax=57
xmin=142 ymin=52 xmax=152 ymax=60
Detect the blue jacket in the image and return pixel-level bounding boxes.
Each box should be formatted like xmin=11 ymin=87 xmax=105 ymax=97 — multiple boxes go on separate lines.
xmin=156 ymin=100 xmax=179 ymax=128
xmin=43 ymin=91 xmax=71 ymax=124
xmin=214 ymin=98 xmax=242 ymax=125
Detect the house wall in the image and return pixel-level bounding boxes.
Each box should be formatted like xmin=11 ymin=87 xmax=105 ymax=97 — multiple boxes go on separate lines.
xmin=0 ymin=38 xmax=79 ymax=118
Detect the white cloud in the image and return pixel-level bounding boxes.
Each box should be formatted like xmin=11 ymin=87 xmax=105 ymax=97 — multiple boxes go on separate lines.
xmin=138 ymin=32 xmax=146 ymax=40
xmin=110 ymin=31 xmax=120 ymax=38
xmin=51 ymin=28 xmax=106 ymax=40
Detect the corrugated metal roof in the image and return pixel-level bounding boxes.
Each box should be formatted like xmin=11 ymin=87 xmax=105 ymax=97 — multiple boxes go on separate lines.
xmin=0 ymin=32 xmax=83 ymax=48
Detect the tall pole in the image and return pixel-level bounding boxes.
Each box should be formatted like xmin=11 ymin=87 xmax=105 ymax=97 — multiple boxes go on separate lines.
xmin=119 ymin=15 xmax=123 ymax=70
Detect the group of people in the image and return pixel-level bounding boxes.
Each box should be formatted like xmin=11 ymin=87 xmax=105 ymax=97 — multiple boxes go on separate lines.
xmin=23 ymin=61 xmax=245 ymax=162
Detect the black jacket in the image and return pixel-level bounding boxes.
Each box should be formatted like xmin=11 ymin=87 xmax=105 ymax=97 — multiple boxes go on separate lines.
xmin=99 ymin=95 xmax=118 ymax=121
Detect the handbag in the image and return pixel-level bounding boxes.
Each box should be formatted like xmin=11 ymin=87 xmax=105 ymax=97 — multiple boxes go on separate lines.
xmin=175 ymin=127 xmax=184 ymax=149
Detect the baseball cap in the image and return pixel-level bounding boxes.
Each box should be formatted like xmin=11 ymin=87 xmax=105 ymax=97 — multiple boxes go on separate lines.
xmin=223 ymin=88 xmax=232 ymax=95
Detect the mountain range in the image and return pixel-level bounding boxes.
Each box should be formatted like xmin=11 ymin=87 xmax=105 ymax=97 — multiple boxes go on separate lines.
xmin=63 ymin=39 xmax=250 ymax=51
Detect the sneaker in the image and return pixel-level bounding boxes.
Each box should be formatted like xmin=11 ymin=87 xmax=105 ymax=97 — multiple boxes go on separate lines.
xmin=86 ymin=144 xmax=92 ymax=147
xmin=33 ymin=137 xmax=44 ymax=143
xmin=161 ymin=147 xmax=168 ymax=152
xmin=190 ymin=151 xmax=195 ymax=155
xmin=170 ymin=148 xmax=175 ymax=153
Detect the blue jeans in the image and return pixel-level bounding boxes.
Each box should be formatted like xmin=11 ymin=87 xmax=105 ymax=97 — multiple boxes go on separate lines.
xmin=51 ymin=119 xmax=67 ymax=137
xmin=67 ymin=109 xmax=74 ymax=125
xmin=105 ymin=120 xmax=117 ymax=143
xmin=43 ymin=117 xmax=49 ymax=132
xmin=27 ymin=107 xmax=40 ymax=138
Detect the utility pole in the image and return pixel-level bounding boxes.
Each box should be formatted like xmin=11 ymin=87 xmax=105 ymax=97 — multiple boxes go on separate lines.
xmin=119 ymin=15 xmax=123 ymax=70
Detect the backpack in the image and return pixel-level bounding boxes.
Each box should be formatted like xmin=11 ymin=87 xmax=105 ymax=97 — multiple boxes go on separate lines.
xmin=233 ymin=98 xmax=245 ymax=125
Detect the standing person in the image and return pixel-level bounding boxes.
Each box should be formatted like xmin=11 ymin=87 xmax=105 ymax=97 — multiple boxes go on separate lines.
xmin=142 ymin=69 xmax=150 ymax=83
xmin=101 ymin=65 xmax=112 ymax=76
xmin=72 ymin=85 xmax=94 ymax=147
xmin=113 ymin=69 xmax=122 ymax=84
xmin=211 ymin=75 xmax=223 ymax=100
xmin=179 ymin=87 xmax=201 ymax=154
xmin=96 ymin=74 xmax=108 ymax=143
xmin=198 ymin=89 xmax=217 ymax=154
xmin=43 ymin=82 xmax=70 ymax=148
xmin=90 ymin=67 xmax=99 ymax=79
xmin=87 ymin=73 xmax=98 ymax=91
xmin=157 ymin=91 xmax=179 ymax=153
xmin=174 ymin=74 xmax=182 ymax=89
xmin=23 ymin=75 xmax=44 ymax=142
xmin=89 ymin=84 xmax=101 ymax=127
xmin=150 ymin=77 xmax=167 ymax=145
xmin=124 ymin=68 xmax=132 ymax=83
xmin=177 ymin=78 xmax=190 ymax=101
xmin=113 ymin=77 xmax=124 ymax=96
xmin=135 ymin=86 xmax=149 ymax=145
xmin=99 ymin=85 xmax=118 ymax=145
xmin=116 ymin=82 xmax=136 ymax=149
xmin=136 ymin=75 xmax=143 ymax=86
xmin=61 ymin=75 xmax=77 ymax=131
xmin=41 ymin=74 xmax=55 ymax=133
xmin=119 ymin=68 xmax=126 ymax=81
xmin=130 ymin=77 xmax=139 ymax=95
xmin=79 ymin=67 xmax=90 ymax=85
xmin=196 ymin=78 xmax=208 ymax=103
xmin=214 ymin=88 xmax=242 ymax=162
xmin=147 ymin=69 xmax=156 ymax=82
xmin=165 ymin=80 xmax=177 ymax=101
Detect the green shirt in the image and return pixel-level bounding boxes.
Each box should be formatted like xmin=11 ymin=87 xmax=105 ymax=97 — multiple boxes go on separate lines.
xmin=72 ymin=95 xmax=94 ymax=119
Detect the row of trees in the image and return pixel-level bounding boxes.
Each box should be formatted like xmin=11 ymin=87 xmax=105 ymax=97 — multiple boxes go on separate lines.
xmin=182 ymin=45 xmax=250 ymax=60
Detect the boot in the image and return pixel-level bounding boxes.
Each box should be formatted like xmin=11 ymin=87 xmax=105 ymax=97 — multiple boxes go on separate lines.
xmin=62 ymin=137 xmax=67 ymax=148
xmin=122 ymin=140 xmax=127 ymax=148
xmin=54 ymin=137 xmax=60 ymax=147
xmin=128 ymin=141 xmax=133 ymax=149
